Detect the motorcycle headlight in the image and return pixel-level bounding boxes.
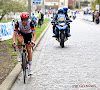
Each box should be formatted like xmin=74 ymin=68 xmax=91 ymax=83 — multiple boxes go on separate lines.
xmin=59 ymin=23 xmax=65 ymax=26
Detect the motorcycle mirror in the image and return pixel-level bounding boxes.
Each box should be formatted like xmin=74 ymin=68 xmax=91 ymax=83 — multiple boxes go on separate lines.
xmin=69 ymin=16 xmax=71 ymax=18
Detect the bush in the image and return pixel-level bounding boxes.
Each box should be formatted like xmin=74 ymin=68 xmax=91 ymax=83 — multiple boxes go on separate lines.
xmin=68 ymin=5 xmax=73 ymax=9
xmin=75 ymin=4 xmax=79 ymax=9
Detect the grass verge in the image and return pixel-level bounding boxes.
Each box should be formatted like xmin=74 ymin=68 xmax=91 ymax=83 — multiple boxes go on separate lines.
xmin=0 ymin=19 xmax=18 ymax=23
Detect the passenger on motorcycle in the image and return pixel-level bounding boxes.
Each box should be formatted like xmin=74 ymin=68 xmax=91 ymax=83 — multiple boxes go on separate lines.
xmin=63 ymin=7 xmax=71 ymax=37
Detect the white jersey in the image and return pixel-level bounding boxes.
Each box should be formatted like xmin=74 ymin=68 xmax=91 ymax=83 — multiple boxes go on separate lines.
xmin=14 ymin=20 xmax=35 ymax=34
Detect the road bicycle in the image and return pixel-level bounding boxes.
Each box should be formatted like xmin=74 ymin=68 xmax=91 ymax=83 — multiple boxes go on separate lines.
xmin=14 ymin=43 xmax=34 ymax=84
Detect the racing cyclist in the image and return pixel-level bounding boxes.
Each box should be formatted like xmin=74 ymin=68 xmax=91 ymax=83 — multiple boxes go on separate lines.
xmin=12 ymin=12 xmax=36 ymax=75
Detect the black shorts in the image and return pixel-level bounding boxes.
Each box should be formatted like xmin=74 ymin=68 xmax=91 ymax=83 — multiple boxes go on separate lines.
xmin=17 ymin=31 xmax=32 ymax=44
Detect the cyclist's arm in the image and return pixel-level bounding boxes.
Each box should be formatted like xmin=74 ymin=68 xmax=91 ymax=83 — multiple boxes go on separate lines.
xmin=32 ymin=32 xmax=36 ymax=42
xmin=13 ymin=32 xmax=17 ymax=43
xmin=13 ymin=21 xmax=19 ymax=42
xmin=30 ymin=21 xmax=37 ymax=42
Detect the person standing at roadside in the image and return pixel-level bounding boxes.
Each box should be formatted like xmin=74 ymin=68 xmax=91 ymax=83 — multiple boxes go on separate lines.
xmin=31 ymin=13 xmax=37 ymax=27
xmin=95 ymin=12 xmax=99 ymax=24
xmin=41 ymin=12 xmax=44 ymax=24
xmin=92 ymin=12 xmax=95 ymax=22
xmin=38 ymin=11 xmax=41 ymax=28
xmin=99 ymin=10 xmax=100 ymax=23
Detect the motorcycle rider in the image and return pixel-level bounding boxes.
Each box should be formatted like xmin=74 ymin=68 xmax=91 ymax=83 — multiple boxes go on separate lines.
xmin=52 ymin=9 xmax=71 ymax=38
xmin=52 ymin=9 xmax=64 ymax=38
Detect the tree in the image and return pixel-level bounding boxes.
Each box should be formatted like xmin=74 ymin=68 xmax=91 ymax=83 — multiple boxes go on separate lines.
xmin=91 ymin=1 xmax=96 ymax=10
xmin=91 ymin=0 xmax=100 ymax=10
xmin=0 ymin=0 xmax=27 ymax=21
xmin=75 ymin=1 xmax=79 ymax=9
xmin=68 ymin=5 xmax=73 ymax=9
xmin=75 ymin=4 xmax=79 ymax=9
xmin=80 ymin=1 xmax=90 ymax=4
xmin=96 ymin=0 xmax=100 ymax=10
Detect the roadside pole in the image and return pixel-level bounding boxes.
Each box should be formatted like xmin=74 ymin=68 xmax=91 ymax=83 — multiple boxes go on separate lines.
xmin=41 ymin=0 xmax=45 ymax=14
xmin=79 ymin=0 xmax=80 ymax=10
xmin=28 ymin=0 xmax=31 ymax=18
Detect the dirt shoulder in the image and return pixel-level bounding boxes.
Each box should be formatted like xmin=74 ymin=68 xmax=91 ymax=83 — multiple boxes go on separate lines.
xmin=0 ymin=41 xmax=18 ymax=85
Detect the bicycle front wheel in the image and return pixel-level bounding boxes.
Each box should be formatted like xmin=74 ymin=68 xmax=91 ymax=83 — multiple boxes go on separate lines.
xmin=22 ymin=53 xmax=27 ymax=84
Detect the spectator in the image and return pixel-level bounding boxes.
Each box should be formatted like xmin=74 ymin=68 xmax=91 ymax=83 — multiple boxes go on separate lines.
xmin=92 ymin=12 xmax=95 ymax=22
xmin=99 ymin=10 xmax=100 ymax=23
xmin=95 ymin=12 xmax=99 ymax=24
xmin=41 ymin=12 xmax=44 ymax=24
xmin=31 ymin=13 xmax=37 ymax=27
xmin=38 ymin=11 xmax=41 ymax=28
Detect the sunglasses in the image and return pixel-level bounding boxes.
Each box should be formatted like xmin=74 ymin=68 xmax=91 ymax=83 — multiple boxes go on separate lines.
xmin=21 ymin=18 xmax=28 ymax=21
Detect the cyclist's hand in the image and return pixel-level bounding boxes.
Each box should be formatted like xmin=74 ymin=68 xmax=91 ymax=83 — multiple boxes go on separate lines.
xmin=12 ymin=42 xmax=16 ymax=48
xmin=31 ymin=41 xmax=35 ymax=47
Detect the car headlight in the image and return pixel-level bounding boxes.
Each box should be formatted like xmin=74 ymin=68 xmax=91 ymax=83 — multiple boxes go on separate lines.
xmin=59 ymin=23 xmax=65 ymax=26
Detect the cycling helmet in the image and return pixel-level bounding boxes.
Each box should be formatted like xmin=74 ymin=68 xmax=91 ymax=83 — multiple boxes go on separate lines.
xmin=58 ymin=9 xmax=64 ymax=14
xmin=20 ymin=12 xmax=29 ymax=19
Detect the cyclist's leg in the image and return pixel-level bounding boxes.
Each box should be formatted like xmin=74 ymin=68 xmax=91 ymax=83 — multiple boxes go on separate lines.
xmin=25 ymin=36 xmax=32 ymax=63
xmin=26 ymin=46 xmax=33 ymax=75
xmin=17 ymin=34 xmax=23 ymax=61
xmin=17 ymin=35 xmax=23 ymax=49
xmin=24 ymin=33 xmax=33 ymax=74
xmin=26 ymin=46 xmax=32 ymax=62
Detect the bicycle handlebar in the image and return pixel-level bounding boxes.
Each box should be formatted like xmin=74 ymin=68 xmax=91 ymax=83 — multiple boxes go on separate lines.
xmin=51 ymin=20 xmax=72 ymax=25
xmin=13 ymin=43 xmax=35 ymax=51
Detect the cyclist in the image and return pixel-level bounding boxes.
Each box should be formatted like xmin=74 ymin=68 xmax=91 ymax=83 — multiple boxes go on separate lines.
xmin=12 ymin=12 xmax=36 ymax=75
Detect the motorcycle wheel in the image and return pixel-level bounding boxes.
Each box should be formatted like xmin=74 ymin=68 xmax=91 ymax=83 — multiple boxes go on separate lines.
xmin=60 ymin=33 xmax=64 ymax=48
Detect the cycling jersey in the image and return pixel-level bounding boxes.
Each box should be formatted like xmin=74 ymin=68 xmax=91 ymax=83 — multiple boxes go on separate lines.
xmin=14 ymin=20 xmax=36 ymax=44
xmin=14 ymin=20 xmax=35 ymax=33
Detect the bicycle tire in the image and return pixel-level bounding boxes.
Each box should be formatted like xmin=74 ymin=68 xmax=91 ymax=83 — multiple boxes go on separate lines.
xmin=22 ymin=53 xmax=27 ymax=84
xmin=60 ymin=33 xmax=65 ymax=48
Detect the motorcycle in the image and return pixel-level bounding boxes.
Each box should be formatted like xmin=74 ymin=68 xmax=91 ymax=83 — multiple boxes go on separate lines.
xmin=51 ymin=19 xmax=72 ymax=48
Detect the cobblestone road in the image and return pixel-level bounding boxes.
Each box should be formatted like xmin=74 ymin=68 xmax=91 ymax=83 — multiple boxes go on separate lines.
xmin=11 ymin=19 xmax=100 ymax=90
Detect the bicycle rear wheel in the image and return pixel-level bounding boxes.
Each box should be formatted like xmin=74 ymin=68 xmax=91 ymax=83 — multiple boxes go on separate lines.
xmin=22 ymin=53 xmax=27 ymax=84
